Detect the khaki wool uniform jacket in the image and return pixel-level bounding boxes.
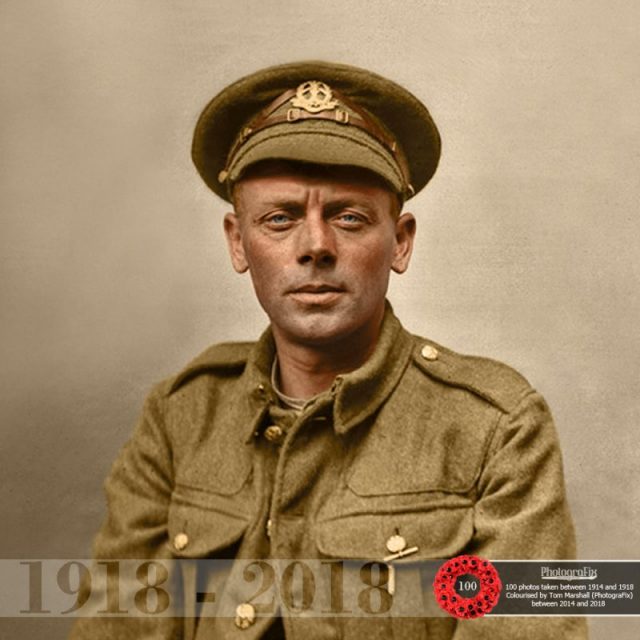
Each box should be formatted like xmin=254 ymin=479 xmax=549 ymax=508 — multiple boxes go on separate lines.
xmin=70 ymin=305 xmax=587 ymax=639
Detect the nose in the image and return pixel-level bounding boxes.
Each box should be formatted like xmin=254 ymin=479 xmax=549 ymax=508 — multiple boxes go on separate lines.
xmin=296 ymin=216 xmax=337 ymax=267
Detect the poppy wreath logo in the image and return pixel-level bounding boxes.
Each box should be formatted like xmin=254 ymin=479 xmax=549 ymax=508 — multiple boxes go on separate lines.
xmin=433 ymin=555 xmax=502 ymax=619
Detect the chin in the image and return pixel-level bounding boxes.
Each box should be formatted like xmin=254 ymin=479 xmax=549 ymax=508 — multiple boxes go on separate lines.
xmin=275 ymin=313 xmax=357 ymax=347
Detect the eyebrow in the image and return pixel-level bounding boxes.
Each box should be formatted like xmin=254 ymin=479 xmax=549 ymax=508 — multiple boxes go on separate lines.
xmin=263 ymin=199 xmax=305 ymax=211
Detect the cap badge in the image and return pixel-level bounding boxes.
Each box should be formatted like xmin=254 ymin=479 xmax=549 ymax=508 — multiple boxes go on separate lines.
xmin=291 ymin=80 xmax=338 ymax=113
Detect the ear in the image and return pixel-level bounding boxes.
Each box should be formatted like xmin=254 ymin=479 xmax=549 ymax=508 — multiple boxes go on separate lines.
xmin=391 ymin=212 xmax=416 ymax=274
xmin=223 ymin=212 xmax=249 ymax=273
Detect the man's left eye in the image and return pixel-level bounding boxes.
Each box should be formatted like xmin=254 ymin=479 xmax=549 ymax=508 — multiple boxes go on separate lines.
xmin=336 ymin=212 xmax=364 ymax=225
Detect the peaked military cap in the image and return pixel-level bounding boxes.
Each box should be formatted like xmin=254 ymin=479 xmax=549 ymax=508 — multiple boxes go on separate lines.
xmin=192 ymin=61 xmax=441 ymax=202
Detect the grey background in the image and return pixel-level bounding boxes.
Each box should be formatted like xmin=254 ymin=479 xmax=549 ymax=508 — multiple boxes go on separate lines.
xmin=1 ymin=1 xmax=638 ymax=638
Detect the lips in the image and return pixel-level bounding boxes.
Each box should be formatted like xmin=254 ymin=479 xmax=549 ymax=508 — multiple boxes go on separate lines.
xmin=290 ymin=283 xmax=345 ymax=294
xmin=287 ymin=283 xmax=346 ymax=304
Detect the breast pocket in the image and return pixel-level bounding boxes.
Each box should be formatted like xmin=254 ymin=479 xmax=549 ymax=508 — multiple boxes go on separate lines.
xmin=314 ymin=449 xmax=477 ymax=628
xmin=314 ymin=500 xmax=470 ymax=640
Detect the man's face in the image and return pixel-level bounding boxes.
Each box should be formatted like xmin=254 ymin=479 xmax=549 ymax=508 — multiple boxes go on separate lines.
xmin=224 ymin=162 xmax=416 ymax=348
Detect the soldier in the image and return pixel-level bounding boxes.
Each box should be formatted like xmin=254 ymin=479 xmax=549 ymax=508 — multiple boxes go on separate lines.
xmin=70 ymin=61 xmax=587 ymax=639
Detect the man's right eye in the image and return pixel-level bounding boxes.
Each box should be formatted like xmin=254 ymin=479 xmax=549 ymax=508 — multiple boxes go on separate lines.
xmin=263 ymin=212 xmax=294 ymax=227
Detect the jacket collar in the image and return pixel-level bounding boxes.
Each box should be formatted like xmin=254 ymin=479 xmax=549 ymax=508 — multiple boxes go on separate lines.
xmin=240 ymin=302 xmax=414 ymax=441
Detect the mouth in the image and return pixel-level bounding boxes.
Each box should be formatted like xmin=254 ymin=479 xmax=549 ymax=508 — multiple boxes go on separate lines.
xmin=291 ymin=283 xmax=345 ymax=294
xmin=287 ymin=283 xmax=346 ymax=305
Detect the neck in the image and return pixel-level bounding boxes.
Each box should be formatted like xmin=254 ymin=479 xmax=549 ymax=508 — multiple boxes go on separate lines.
xmin=272 ymin=317 xmax=384 ymax=399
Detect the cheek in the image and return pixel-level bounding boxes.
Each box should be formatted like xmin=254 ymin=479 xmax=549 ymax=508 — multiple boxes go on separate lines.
xmin=242 ymin=240 xmax=288 ymax=298
xmin=349 ymin=239 xmax=396 ymax=283
xmin=242 ymin=238 xmax=276 ymax=274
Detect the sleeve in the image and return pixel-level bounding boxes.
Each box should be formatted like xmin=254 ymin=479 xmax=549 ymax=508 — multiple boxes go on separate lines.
xmin=451 ymin=390 xmax=589 ymax=639
xmin=69 ymin=384 xmax=184 ymax=640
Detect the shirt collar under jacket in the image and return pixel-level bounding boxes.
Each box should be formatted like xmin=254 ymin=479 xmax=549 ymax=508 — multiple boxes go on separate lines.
xmin=270 ymin=355 xmax=307 ymax=412
xmin=240 ymin=301 xmax=414 ymax=442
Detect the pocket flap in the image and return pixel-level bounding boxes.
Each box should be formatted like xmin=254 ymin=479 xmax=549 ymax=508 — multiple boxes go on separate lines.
xmin=316 ymin=507 xmax=473 ymax=561
xmin=167 ymin=484 xmax=251 ymax=558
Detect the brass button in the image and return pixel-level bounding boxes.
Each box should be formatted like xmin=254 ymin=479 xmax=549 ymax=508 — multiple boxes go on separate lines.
xmin=264 ymin=425 xmax=284 ymax=443
xmin=421 ymin=344 xmax=439 ymax=361
xmin=234 ymin=602 xmax=256 ymax=629
xmin=385 ymin=534 xmax=407 ymax=554
xmin=173 ymin=532 xmax=189 ymax=551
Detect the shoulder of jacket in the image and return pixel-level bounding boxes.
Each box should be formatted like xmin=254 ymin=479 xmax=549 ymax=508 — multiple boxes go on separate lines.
xmin=164 ymin=341 xmax=255 ymax=395
xmin=409 ymin=334 xmax=534 ymax=413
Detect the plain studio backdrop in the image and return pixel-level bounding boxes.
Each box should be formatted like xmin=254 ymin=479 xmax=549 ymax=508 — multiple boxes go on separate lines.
xmin=1 ymin=1 xmax=639 ymax=638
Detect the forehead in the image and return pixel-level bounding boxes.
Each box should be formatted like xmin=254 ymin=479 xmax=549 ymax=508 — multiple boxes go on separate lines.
xmin=233 ymin=160 xmax=400 ymax=209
